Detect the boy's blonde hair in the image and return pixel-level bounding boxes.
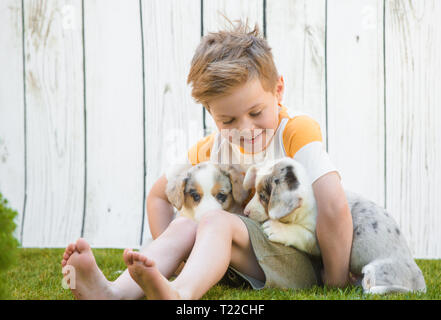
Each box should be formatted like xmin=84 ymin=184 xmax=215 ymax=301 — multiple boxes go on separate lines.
xmin=187 ymin=18 xmax=279 ymax=110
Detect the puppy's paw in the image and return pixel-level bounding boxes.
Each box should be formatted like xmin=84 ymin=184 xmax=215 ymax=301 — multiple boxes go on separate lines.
xmin=262 ymin=220 xmax=287 ymax=244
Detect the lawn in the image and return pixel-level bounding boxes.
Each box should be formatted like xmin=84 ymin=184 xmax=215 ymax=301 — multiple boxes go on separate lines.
xmin=3 ymin=248 xmax=441 ymax=300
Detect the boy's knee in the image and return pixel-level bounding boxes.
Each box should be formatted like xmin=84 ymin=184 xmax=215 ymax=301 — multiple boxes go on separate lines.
xmin=170 ymin=216 xmax=197 ymax=233
xmin=198 ymin=209 xmax=231 ymax=229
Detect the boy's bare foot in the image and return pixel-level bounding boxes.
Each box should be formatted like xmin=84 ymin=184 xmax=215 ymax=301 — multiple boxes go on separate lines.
xmin=61 ymin=238 xmax=120 ymax=300
xmin=123 ymin=249 xmax=182 ymax=300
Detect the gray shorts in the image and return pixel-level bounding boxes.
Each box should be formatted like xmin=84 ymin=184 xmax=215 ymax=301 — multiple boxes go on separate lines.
xmin=219 ymin=215 xmax=323 ymax=290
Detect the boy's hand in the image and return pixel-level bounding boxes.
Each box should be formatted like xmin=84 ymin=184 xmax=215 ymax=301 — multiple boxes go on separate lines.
xmin=321 ymin=269 xmax=358 ymax=287
xmin=312 ymin=171 xmax=353 ymax=288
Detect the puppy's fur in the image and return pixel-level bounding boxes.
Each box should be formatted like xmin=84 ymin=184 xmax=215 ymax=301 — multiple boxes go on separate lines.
xmin=166 ymin=162 xmax=249 ymax=221
xmin=243 ymin=157 xmax=426 ymax=294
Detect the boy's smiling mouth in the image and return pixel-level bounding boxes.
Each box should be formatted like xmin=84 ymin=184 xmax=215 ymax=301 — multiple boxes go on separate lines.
xmin=224 ymin=128 xmax=264 ymax=145
xmin=241 ymin=131 xmax=262 ymax=144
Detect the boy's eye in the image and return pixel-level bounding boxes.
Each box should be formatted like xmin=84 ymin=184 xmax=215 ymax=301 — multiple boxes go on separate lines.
xmin=221 ymin=108 xmax=262 ymax=125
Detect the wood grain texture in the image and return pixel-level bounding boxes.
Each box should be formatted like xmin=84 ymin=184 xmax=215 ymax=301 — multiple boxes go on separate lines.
xmin=327 ymin=0 xmax=385 ymax=205
xmin=82 ymin=0 xmax=144 ymax=248
xmin=385 ymin=0 xmax=441 ymax=258
xmin=22 ymin=0 xmax=84 ymax=247
xmin=0 ymin=0 xmax=25 ymax=242
xmin=0 ymin=0 xmax=439 ymax=256
xmin=141 ymin=0 xmax=203 ymax=246
xmin=266 ymin=0 xmax=327 ymax=146
xmin=202 ymin=0 xmax=264 ymax=136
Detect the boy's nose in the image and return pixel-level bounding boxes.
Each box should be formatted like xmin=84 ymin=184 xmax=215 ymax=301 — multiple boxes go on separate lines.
xmin=236 ymin=118 xmax=256 ymax=133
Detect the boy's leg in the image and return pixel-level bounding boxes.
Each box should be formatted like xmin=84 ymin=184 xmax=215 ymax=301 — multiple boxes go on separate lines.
xmin=117 ymin=217 xmax=197 ymax=299
xmin=125 ymin=209 xmax=265 ymax=300
xmin=61 ymin=216 xmax=197 ymax=300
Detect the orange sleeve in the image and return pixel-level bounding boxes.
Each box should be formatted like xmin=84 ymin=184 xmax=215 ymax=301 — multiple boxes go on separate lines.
xmin=282 ymin=115 xmax=323 ymax=158
xmin=187 ymin=132 xmax=216 ymax=165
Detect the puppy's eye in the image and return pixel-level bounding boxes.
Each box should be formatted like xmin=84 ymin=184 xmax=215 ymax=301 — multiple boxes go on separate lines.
xmin=216 ymin=193 xmax=227 ymax=203
xmin=189 ymin=190 xmax=200 ymax=202
xmin=259 ymin=192 xmax=268 ymax=203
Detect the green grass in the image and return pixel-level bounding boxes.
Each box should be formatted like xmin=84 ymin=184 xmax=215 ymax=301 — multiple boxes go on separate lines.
xmin=0 ymin=193 xmax=19 ymax=299
xmin=3 ymin=248 xmax=441 ymax=300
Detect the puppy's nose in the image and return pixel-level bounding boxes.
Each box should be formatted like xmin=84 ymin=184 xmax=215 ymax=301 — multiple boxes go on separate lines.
xmin=244 ymin=208 xmax=250 ymax=217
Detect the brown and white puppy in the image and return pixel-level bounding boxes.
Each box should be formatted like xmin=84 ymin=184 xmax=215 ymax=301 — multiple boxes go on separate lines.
xmin=243 ymin=158 xmax=320 ymax=255
xmin=165 ymin=162 xmax=250 ymax=221
xmin=243 ymin=157 xmax=426 ymax=294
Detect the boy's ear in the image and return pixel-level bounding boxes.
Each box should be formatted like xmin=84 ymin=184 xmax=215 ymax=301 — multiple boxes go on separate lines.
xmin=243 ymin=165 xmax=257 ymax=191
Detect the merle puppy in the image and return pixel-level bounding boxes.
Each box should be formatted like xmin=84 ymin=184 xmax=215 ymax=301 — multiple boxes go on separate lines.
xmin=242 ymin=157 xmax=426 ymax=294
xmin=165 ymin=162 xmax=249 ymax=221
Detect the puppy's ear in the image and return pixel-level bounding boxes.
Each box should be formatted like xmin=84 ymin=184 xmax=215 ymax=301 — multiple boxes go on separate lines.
xmin=218 ymin=164 xmax=249 ymax=204
xmin=243 ymin=165 xmax=257 ymax=190
xmin=268 ymin=165 xmax=302 ymax=219
xmin=165 ymin=164 xmax=191 ymax=210
xmin=165 ymin=163 xmax=192 ymax=182
xmin=268 ymin=187 xmax=302 ymax=220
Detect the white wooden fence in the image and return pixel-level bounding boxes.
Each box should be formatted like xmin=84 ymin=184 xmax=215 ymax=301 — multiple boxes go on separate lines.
xmin=0 ymin=0 xmax=440 ymax=258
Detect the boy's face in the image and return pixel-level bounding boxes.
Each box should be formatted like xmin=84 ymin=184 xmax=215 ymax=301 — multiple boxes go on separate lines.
xmin=207 ymin=76 xmax=284 ymax=153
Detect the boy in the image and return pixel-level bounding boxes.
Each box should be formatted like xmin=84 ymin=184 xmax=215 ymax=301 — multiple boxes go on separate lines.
xmin=61 ymin=20 xmax=353 ymax=300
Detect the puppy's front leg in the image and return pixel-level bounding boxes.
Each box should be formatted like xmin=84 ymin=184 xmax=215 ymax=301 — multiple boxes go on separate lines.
xmin=262 ymin=220 xmax=320 ymax=256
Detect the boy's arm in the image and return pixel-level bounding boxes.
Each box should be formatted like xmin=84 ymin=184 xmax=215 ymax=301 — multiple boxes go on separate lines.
xmin=283 ymin=114 xmax=352 ymax=286
xmin=312 ymin=171 xmax=353 ymax=287
xmin=146 ymin=173 xmax=175 ymax=239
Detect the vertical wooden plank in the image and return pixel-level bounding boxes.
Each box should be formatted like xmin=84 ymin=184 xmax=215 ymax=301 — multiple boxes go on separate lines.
xmin=202 ymin=0 xmax=264 ymax=135
xmin=141 ymin=0 xmax=203 ymax=245
xmin=22 ymin=0 xmax=84 ymax=247
xmin=266 ymin=0 xmax=327 ymax=145
xmin=82 ymin=0 xmax=144 ymax=248
xmin=386 ymin=0 xmax=441 ymax=258
xmin=327 ymin=0 xmax=385 ymax=205
xmin=0 ymin=0 xmax=25 ymax=241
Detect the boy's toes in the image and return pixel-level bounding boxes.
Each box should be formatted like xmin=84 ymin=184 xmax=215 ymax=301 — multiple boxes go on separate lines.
xmin=61 ymin=242 xmax=78 ymax=266
xmin=67 ymin=243 xmax=76 ymax=252
xmin=131 ymin=251 xmax=143 ymax=262
xmin=63 ymin=243 xmax=76 ymax=257
xmin=132 ymin=252 xmax=154 ymax=268
xmin=123 ymin=248 xmax=134 ymax=267
xmin=75 ymin=238 xmax=91 ymax=253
